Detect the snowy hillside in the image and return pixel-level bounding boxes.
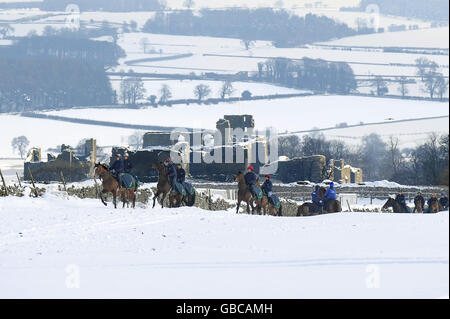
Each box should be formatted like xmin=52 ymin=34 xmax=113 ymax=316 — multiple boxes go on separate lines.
xmin=0 ymin=193 xmax=448 ymax=298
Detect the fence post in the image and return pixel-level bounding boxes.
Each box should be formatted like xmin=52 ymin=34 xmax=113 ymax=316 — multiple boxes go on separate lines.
xmin=27 ymin=167 xmax=38 ymax=198
xmin=60 ymin=171 xmax=67 ymax=192
xmin=16 ymin=172 xmax=22 ymax=188
xmin=0 ymin=169 xmax=8 ymax=196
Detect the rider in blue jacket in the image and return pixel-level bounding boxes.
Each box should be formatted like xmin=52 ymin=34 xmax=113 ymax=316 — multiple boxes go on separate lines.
xmin=325 ymin=182 xmax=337 ymax=200
xmin=244 ymin=166 xmax=258 ymax=197
xmin=165 ymin=158 xmax=177 ymax=191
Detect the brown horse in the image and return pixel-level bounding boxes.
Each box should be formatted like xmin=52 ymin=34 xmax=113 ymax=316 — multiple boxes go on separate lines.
xmin=94 ymin=163 xmax=119 ymax=209
xmin=297 ymin=202 xmax=322 ymax=217
xmin=261 ymin=195 xmax=282 ymax=216
xmin=413 ymin=198 xmax=423 ymax=213
xmin=318 ymin=186 xmax=342 ymax=213
xmin=151 ymin=162 xmax=185 ymax=208
xmin=381 ymin=197 xmax=404 ymax=213
xmin=298 ymin=186 xmax=341 ymax=216
xmin=151 ymin=162 xmax=171 ymax=208
xmin=118 ymin=177 xmax=138 ymax=209
xmin=428 ymin=196 xmax=443 ymax=213
xmin=234 ymin=171 xmax=262 ymax=215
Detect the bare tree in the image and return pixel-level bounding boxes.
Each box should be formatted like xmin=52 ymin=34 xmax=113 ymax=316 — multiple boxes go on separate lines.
xmin=436 ymin=76 xmax=449 ymax=100
xmin=415 ymin=57 xmax=438 ymax=81
xmin=387 ymin=135 xmax=402 ymax=176
xmin=219 ymin=81 xmax=235 ymax=99
xmin=11 ymin=136 xmax=30 ymax=159
xmin=159 ymin=84 xmax=172 ymax=103
xmin=241 ymin=39 xmax=256 ymax=50
xmin=183 ymin=0 xmax=195 ymax=9
xmin=422 ymin=71 xmax=445 ymax=99
xmin=371 ymin=76 xmax=388 ymax=96
xmin=120 ymin=76 xmax=146 ymax=105
xmin=194 ymin=84 xmax=211 ymax=101
xmin=396 ymin=76 xmax=409 ymax=98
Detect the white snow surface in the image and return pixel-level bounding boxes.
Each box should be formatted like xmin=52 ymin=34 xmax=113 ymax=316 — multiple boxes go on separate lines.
xmin=0 ymin=192 xmax=448 ymax=299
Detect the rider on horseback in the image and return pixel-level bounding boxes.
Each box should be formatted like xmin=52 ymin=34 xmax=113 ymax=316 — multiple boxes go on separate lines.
xmin=123 ymin=153 xmax=139 ymax=186
xmin=324 ymin=182 xmax=337 ymax=210
xmin=110 ymin=154 xmax=124 ymax=186
xmin=439 ymin=193 xmax=449 ymax=210
xmin=164 ymin=157 xmax=177 ymax=192
xmin=413 ymin=191 xmax=425 ymax=213
xmin=312 ymin=185 xmax=324 ymax=213
xmin=395 ymin=190 xmax=410 ymax=213
xmin=176 ymin=164 xmax=186 ymax=185
xmin=244 ymin=166 xmax=258 ymax=198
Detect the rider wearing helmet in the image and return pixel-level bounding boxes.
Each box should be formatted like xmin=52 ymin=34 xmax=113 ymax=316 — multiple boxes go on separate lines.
xmin=324 ymin=182 xmax=337 ymax=210
xmin=244 ymin=165 xmax=258 ymax=197
xmin=164 ymin=157 xmax=177 ymax=191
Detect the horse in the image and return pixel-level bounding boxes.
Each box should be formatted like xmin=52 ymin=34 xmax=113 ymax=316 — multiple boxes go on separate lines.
xmin=297 ymin=186 xmax=341 ymax=216
xmin=94 ymin=163 xmax=119 ymax=209
xmin=427 ymin=197 xmax=442 ymax=213
xmin=117 ymin=174 xmax=138 ymax=209
xmin=151 ymin=162 xmax=187 ymax=208
xmin=151 ymin=162 xmax=171 ymax=208
xmin=297 ymin=202 xmax=322 ymax=217
xmin=381 ymin=197 xmax=407 ymax=213
xmin=261 ymin=194 xmax=282 ymax=216
xmin=413 ymin=198 xmax=423 ymax=213
xmin=234 ymin=171 xmax=262 ymax=215
xmin=318 ymin=186 xmax=342 ymax=214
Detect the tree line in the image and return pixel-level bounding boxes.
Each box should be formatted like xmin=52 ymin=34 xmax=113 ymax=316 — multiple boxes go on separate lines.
xmin=143 ymin=9 xmax=360 ymax=47
xmin=0 ymin=30 xmax=123 ymax=112
xmin=257 ymin=57 xmax=357 ymax=94
xmin=279 ymin=132 xmax=449 ymax=186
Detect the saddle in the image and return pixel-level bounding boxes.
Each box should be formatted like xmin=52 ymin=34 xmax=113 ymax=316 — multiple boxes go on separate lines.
xmin=268 ymin=194 xmax=281 ymax=209
xmin=183 ymin=182 xmax=195 ymax=196
xmin=173 ymin=182 xmax=187 ymax=196
xmin=118 ymin=173 xmax=136 ymax=190
xmin=248 ymin=185 xmax=263 ymax=200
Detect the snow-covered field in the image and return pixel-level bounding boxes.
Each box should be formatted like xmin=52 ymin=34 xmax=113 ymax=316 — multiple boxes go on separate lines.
xmin=321 ymin=27 xmax=449 ymax=49
xmin=38 ymin=95 xmax=449 ymax=147
xmin=0 ymin=191 xmax=448 ymax=298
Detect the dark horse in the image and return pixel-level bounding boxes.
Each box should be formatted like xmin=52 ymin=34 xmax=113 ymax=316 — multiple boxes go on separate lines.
xmin=381 ymin=197 xmax=409 ymax=213
xmin=234 ymin=171 xmax=262 ymax=215
xmin=151 ymin=162 xmax=195 ymax=208
xmin=94 ymin=163 xmax=119 ymax=208
xmin=413 ymin=198 xmax=423 ymax=213
xmin=297 ymin=186 xmax=341 ymax=216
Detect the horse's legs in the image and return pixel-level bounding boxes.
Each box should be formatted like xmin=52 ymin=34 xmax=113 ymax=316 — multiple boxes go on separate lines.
xmin=161 ymin=192 xmax=167 ymax=209
xmin=152 ymin=190 xmax=160 ymax=208
xmin=236 ymin=200 xmax=241 ymax=214
xmin=100 ymin=190 xmax=108 ymax=206
xmin=132 ymin=191 xmax=136 ymax=209
xmin=112 ymin=190 xmax=117 ymax=209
